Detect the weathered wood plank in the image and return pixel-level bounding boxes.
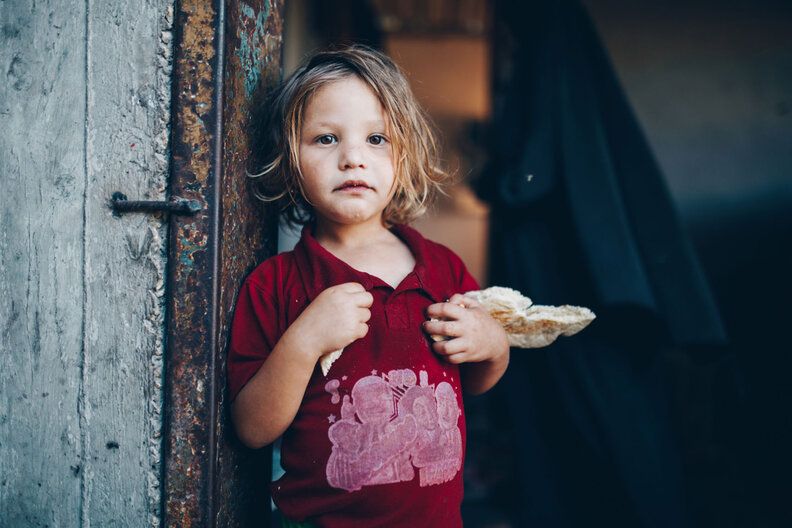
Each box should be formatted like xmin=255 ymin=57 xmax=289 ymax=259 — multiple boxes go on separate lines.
xmin=161 ymin=0 xmax=222 ymax=525
xmin=215 ymin=1 xmax=283 ymax=526
xmin=1 ymin=0 xmax=173 ymax=526
xmin=82 ymin=0 xmax=173 ymax=525
xmin=161 ymin=1 xmax=284 ymax=525
xmin=0 ymin=1 xmax=87 ymax=526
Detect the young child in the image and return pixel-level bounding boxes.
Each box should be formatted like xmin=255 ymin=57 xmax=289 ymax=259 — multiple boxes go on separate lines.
xmin=228 ymin=45 xmax=509 ymax=527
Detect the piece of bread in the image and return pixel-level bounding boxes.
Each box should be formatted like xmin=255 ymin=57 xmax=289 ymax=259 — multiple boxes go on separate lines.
xmin=320 ymin=349 xmax=343 ymax=376
xmin=463 ymin=286 xmax=533 ymax=323
xmin=497 ymin=303 xmax=596 ymax=348
xmin=440 ymin=286 xmax=596 ymax=348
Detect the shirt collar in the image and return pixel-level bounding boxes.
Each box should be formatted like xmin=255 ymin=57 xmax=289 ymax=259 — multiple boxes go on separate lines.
xmin=293 ymin=224 xmax=450 ymax=304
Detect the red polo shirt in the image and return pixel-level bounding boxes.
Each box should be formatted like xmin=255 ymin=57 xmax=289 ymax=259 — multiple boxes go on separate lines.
xmin=228 ymin=224 xmax=479 ymax=527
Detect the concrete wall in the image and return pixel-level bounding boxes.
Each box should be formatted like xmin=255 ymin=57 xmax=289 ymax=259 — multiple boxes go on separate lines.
xmin=1 ymin=0 xmax=173 ymax=525
xmin=586 ymin=0 xmax=792 ymax=221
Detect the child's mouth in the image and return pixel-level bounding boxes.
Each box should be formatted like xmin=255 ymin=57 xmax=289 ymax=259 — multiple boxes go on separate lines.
xmin=335 ymin=180 xmax=371 ymax=191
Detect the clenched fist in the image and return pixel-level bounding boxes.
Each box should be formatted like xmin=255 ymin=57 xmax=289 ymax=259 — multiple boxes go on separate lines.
xmin=287 ymin=282 xmax=374 ymax=362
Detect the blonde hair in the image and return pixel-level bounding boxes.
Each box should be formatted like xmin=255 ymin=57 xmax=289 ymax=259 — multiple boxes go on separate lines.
xmin=249 ymin=44 xmax=447 ymax=226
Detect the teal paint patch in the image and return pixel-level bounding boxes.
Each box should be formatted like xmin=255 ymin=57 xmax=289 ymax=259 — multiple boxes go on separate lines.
xmin=179 ymin=241 xmax=198 ymax=269
xmin=178 ymin=225 xmax=202 ymax=272
xmin=236 ymin=2 xmax=272 ymax=97
xmin=240 ymin=2 xmax=255 ymax=18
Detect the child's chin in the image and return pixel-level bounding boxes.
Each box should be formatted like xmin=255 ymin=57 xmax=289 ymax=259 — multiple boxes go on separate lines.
xmin=325 ymin=208 xmax=382 ymax=225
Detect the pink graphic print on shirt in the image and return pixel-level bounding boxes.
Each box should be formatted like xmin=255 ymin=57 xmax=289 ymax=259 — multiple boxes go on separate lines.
xmin=325 ymin=369 xmax=463 ymax=492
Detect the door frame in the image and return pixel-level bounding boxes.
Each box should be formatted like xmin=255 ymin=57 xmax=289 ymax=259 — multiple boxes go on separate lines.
xmin=162 ymin=1 xmax=284 ymax=526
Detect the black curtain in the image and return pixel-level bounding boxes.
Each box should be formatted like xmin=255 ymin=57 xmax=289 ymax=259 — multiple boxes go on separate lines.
xmin=481 ymin=0 xmax=727 ymax=525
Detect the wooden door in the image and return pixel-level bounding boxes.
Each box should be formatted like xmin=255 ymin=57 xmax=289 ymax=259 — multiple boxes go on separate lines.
xmin=0 ymin=0 xmax=284 ymax=526
xmin=1 ymin=0 xmax=173 ymax=525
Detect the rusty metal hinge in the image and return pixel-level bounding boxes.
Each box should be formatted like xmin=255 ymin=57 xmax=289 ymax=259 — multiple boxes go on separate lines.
xmin=110 ymin=191 xmax=202 ymax=216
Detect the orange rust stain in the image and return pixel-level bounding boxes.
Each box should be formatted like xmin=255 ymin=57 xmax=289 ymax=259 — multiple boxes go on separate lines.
xmin=177 ymin=0 xmax=218 ymax=186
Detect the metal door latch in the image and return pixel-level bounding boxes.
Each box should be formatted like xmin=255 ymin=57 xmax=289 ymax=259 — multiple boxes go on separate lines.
xmin=110 ymin=191 xmax=202 ymax=216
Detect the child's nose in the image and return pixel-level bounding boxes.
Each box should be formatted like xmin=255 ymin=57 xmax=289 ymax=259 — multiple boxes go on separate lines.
xmin=339 ymin=145 xmax=366 ymax=170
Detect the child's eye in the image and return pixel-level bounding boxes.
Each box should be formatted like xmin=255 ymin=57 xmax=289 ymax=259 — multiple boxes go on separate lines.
xmin=368 ymin=134 xmax=388 ymax=146
xmin=316 ymin=135 xmax=336 ymax=145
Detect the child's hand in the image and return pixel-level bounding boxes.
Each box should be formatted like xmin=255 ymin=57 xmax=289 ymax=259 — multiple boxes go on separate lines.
xmin=287 ymin=282 xmax=373 ymax=362
xmin=231 ymin=282 xmax=372 ymax=448
xmin=423 ymin=294 xmax=509 ymax=365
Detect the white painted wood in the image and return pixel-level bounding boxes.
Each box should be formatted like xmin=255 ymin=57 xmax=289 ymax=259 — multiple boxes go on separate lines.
xmin=81 ymin=0 xmax=172 ymax=525
xmin=1 ymin=0 xmax=173 ymax=526
xmin=0 ymin=1 xmax=87 ymax=525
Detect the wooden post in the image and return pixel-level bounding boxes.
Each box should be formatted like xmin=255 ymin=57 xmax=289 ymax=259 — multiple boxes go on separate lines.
xmin=216 ymin=1 xmax=284 ymax=526
xmin=162 ymin=0 xmax=283 ymax=526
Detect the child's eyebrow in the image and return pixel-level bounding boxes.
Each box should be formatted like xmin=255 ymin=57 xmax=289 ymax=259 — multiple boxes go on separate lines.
xmin=308 ymin=120 xmax=387 ymax=129
xmin=361 ymin=119 xmax=387 ymax=128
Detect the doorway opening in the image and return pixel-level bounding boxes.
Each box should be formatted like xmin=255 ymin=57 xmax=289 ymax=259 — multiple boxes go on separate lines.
xmin=274 ymin=1 xmax=517 ymax=526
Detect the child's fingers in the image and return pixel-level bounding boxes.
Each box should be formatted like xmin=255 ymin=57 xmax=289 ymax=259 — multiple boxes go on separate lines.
xmin=324 ymin=283 xmax=372 ymax=307
xmin=432 ymin=339 xmax=469 ymax=363
xmin=355 ymin=291 xmax=374 ymax=307
xmin=358 ymin=307 xmax=372 ymax=323
xmin=354 ymin=322 xmax=369 ymax=339
xmin=337 ymin=282 xmax=367 ymax=293
xmin=426 ymin=301 xmax=466 ymax=321
xmin=448 ymin=293 xmax=480 ymax=309
xmin=423 ymin=319 xmax=462 ymax=338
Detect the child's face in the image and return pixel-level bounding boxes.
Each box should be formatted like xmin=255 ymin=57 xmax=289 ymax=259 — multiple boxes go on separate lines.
xmin=298 ymin=76 xmax=396 ymax=229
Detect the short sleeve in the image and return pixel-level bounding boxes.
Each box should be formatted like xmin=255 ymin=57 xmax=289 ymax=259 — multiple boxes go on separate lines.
xmin=448 ymin=248 xmax=480 ymax=294
xmin=227 ymin=278 xmax=281 ymax=402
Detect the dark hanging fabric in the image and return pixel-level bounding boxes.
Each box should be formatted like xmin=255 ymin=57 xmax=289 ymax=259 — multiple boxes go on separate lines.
xmin=485 ymin=0 xmax=726 ymax=346
xmin=480 ymin=0 xmax=727 ymax=526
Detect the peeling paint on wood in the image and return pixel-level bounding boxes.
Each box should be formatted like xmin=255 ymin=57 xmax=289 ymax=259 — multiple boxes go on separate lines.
xmin=236 ymin=1 xmax=276 ymax=97
xmin=162 ymin=0 xmax=222 ymax=526
xmin=216 ymin=1 xmax=283 ymax=526
xmin=162 ymin=0 xmax=283 ymax=526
